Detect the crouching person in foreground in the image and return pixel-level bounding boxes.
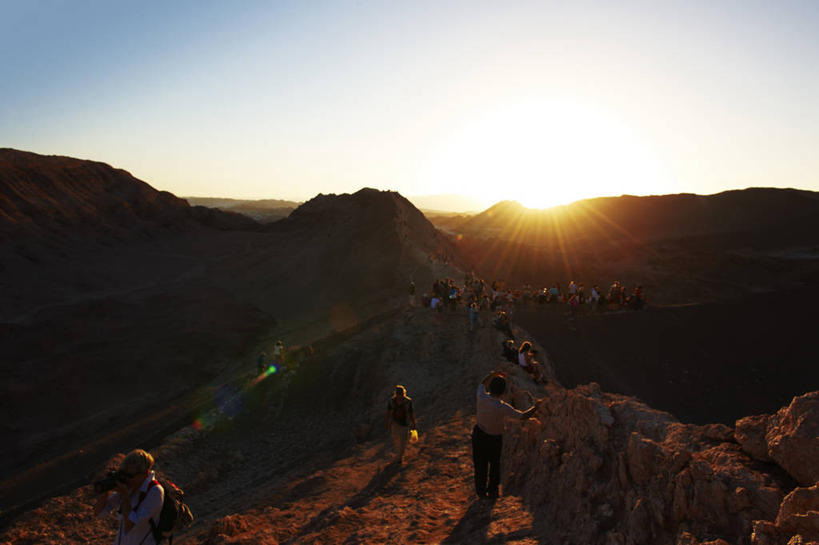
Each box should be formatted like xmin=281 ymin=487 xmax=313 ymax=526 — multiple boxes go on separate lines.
xmin=94 ymin=449 xmax=164 ymax=545
xmin=472 ymin=371 xmax=538 ymax=500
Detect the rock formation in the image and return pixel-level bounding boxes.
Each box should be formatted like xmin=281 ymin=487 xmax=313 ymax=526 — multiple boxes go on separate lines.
xmin=500 ymin=371 xmax=818 ymax=545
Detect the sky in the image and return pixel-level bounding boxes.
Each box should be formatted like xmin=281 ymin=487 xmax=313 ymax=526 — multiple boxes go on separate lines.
xmin=2 ymin=0 xmax=818 ymax=210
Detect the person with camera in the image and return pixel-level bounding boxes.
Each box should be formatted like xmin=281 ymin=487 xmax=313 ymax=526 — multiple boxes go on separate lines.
xmin=473 ymin=371 xmax=539 ymax=500
xmin=93 ymin=449 xmax=164 ymax=545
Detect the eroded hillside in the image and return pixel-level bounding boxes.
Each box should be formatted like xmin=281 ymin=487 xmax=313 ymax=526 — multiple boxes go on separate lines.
xmin=0 ymin=150 xmax=462 ymax=518
xmin=2 ymin=306 xmax=817 ymax=544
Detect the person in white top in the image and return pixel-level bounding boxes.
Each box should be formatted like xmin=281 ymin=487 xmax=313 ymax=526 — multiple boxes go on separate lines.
xmin=472 ymin=371 xmax=539 ymax=499
xmin=94 ymin=449 xmax=165 ymax=545
xmin=517 ymin=341 xmax=545 ymax=383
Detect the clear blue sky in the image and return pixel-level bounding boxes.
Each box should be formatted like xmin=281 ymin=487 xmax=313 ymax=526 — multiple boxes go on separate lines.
xmin=2 ymin=0 xmax=818 ymax=209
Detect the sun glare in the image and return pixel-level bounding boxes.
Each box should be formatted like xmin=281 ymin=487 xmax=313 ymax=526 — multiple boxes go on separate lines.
xmin=419 ymin=99 xmax=671 ymax=209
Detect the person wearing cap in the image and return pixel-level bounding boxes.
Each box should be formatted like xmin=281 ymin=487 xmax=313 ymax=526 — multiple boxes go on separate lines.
xmin=472 ymin=371 xmax=538 ymax=499
xmin=94 ymin=449 xmax=164 ymax=545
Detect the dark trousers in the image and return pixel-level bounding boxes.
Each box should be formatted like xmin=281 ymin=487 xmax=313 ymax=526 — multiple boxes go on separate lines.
xmin=472 ymin=425 xmax=502 ymax=497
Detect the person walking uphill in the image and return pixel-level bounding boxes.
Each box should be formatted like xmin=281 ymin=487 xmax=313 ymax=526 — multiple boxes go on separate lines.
xmin=472 ymin=371 xmax=538 ymax=499
xmin=386 ymin=385 xmax=417 ymax=465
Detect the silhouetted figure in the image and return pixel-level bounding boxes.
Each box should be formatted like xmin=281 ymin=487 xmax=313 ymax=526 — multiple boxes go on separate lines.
xmin=502 ymin=339 xmax=517 ymax=363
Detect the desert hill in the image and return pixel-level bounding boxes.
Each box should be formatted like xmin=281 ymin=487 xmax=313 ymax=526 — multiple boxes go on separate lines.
xmin=455 ymin=190 xmax=819 ymax=246
xmin=0 ymin=150 xmax=460 ymax=518
xmin=0 ymin=149 xmax=256 ymax=240
xmin=2 ymin=306 xmax=817 ymax=544
xmin=445 ymin=190 xmax=819 ymax=304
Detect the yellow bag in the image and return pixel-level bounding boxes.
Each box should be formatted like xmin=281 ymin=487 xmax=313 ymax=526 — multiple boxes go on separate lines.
xmin=409 ymin=429 xmax=419 ymax=443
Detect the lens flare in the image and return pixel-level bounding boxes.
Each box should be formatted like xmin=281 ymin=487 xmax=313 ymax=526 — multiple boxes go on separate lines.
xmin=191 ymin=354 xmax=291 ymax=432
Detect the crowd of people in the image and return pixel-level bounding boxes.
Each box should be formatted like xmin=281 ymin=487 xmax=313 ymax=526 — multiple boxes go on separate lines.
xmin=417 ymin=275 xmax=647 ymax=316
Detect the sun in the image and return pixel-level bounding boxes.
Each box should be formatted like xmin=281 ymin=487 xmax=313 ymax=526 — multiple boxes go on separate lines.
xmin=419 ymin=99 xmax=672 ymax=209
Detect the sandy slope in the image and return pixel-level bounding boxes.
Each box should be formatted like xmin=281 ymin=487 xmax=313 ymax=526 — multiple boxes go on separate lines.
xmin=0 ymin=306 xmax=551 ymax=544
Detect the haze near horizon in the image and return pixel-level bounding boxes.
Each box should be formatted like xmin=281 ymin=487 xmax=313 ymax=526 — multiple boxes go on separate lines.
xmin=2 ymin=1 xmax=818 ymax=210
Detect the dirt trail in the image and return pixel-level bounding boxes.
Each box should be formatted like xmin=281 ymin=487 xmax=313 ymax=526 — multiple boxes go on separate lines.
xmin=193 ymin=413 xmax=540 ymax=544
xmin=1 ymin=305 xmax=553 ymax=544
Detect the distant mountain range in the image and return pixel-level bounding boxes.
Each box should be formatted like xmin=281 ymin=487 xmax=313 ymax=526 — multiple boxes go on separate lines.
xmin=435 ymin=190 xmax=819 ymax=303
xmin=183 ymin=193 xmax=488 ymax=220
xmin=184 ymin=196 xmax=301 ymax=223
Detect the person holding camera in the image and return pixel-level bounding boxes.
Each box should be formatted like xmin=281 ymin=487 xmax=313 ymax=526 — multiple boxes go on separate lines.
xmin=93 ymin=449 xmax=164 ymax=545
xmin=473 ymin=371 xmax=539 ymax=500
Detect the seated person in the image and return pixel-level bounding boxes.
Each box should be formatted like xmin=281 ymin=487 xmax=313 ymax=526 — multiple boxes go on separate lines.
xmin=518 ymin=341 xmax=545 ymax=383
xmin=502 ymin=339 xmax=517 ymax=363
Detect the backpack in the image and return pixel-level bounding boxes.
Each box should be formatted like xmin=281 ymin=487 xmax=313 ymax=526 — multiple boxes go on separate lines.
xmin=390 ymin=398 xmax=412 ymax=426
xmin=138 ymin=479 xmax=194 ymax=544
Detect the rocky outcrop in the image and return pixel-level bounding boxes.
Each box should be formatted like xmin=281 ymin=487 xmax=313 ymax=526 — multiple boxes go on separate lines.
xmin=500 ymin=371 xmax=817 ymax=545
xmin=751 ymin=484 xmax=819 ymax=544
xmin=737 ymin=392 xmax=819 ymax=486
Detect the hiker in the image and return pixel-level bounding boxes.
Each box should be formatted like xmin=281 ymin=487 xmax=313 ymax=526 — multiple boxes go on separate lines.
xmin=517 ymin=341 xmax=543 ymax=381
xmin=590 ymin=285 xmax=600 ymax=310
xmin=630 ymin=285 xmax=645 ymax=310
xmin=385 ymin=385 xmax=417 ymax=464
xmin=473 ymin=371 xmax=538 ymax=499
xmin=468 ymin=300 xmax=480 ymax=331
xmin=493 ymin=310 xmax=514 ymax=339
xmin=408 ymin=281 xmax=416 ymax=306
xmin=94 ymin=449 xmax=164 ymax=545
xmin=502 ymin=339 xmax=517 ymax=363
xmin=273 ymin=340 xmax=284 ymax=363
xmin=257 ymin=352 xmax=268 ymax=375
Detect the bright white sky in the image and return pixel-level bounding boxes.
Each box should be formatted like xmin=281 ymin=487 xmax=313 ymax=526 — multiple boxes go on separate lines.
xmin=2 ymin=1 xmax=818 ymax=210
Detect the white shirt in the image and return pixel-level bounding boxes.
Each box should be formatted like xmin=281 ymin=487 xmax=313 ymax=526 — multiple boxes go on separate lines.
xmin=100 ymin=471 xmax=164 ymax=545
xmin=476 ymin=383 xmax=526 ymax=436
xmin=518 ymin=351 xmax=530 ymax=368
xmin=590 ymin=288 xmax=600 ymax=301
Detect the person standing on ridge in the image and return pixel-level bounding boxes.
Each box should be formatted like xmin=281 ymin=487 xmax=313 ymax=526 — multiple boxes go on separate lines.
xmin=472 ymin=371 xmax=538 ymax=499
xmin=468 ymin=300 xmax=480 ymax=331
xmin=386 ymin=385 xmax=417 ymax=465
xmin=272 ymin=340 xmax=285 ymax=367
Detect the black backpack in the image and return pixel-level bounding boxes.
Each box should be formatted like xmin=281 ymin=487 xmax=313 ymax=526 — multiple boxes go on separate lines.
xmin=138 ymin=479 xmax=194 ymax=544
